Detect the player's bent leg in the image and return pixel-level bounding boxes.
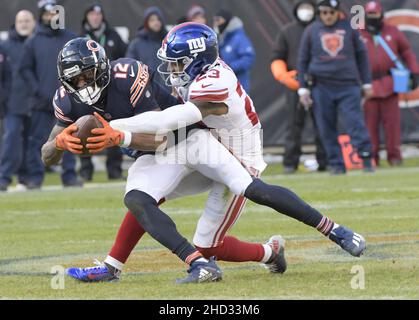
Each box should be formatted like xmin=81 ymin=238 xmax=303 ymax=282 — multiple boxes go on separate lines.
xmin=196 ymin=236 xmax=264 ymax=262
xmin=124 ymin=190 xmax=223 ymax=283
xmin=192 ymin=181 xmax=287 ymax=272
xmin=124 ymin=156 xmax=216 ymax=268
xmin=66 ymin=210 xmax=144 ymax=283
xmin=105 ymin=210 xmax=146 ymax=268
xmin=70 ymin=165 xmax=220 ymax=283
xmin=196 ymin=235 xmax=286 ymax=273
xmin=187 ymin=130 xmax=364 ymax=258
xmin=125 ymin=190 xmax=199 ymax=262
xmin=244 ymin=179 xmax=366 ymax=257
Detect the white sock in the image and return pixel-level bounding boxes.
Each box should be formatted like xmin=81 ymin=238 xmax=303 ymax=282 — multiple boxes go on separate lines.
xmin=104 ymin=255 xmax=124 ymax=271
xmin=332 ymin=223 xmax=340 ymax=231
xmin=194 ymin=257 xmax=209 ymax=264
xmin=261 ymin=244 xmax=273 ymax=263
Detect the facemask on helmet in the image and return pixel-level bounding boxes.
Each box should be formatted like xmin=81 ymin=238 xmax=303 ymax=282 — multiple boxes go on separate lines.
xmin=63 ymin=67 xmax=105 ymax=105
xmin=157 ymin=45 xmax=195 ymax=87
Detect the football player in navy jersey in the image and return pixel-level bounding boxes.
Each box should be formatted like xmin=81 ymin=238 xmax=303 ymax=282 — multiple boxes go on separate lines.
xmin=41 ymin=38 xmax=223 ymax=283
xmin=42 ymin=37 xmax=177 ymax=163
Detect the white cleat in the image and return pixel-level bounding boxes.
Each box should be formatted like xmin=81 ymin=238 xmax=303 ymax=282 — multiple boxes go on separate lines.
xmin=264 ymin=235 xmax=287 ymax=273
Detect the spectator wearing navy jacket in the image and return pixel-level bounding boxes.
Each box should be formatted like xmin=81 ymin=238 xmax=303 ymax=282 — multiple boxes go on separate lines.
xmin=213 ymin=9 xmax=256 ymax=92
xmin=297 ymin=0 xmax=374 ymax=174
xmin=19 ymin=0 xmax=81 ymax=189
xmin=186 ymin=5 xmax=207 ymax=25
xmin=0 ymin=11 xmax=35 ymax=191
xmin=126 ymin=7 xmax=167 ymax=76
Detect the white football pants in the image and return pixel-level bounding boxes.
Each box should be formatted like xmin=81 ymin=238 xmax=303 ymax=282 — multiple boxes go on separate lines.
xmin=125 ymin=129 xmax=266 ymax=247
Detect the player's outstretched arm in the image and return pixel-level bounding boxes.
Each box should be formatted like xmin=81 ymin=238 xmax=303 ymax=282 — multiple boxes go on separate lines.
xmin=86 ymin=113 xmax=167 ymax=153
xmin=109 ymin=101 xmax=227 ymax=134
xmin=128 ymin=133 xmax=167 ymax=151
xmin=41 ymin=124 xmax=83 ymax=166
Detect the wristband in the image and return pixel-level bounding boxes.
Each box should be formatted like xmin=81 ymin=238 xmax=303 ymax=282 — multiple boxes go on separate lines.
xmin=119 ymin=131 xmax=132 ymax=147
xmin=298 ymin=88 xmax=310 ymax=97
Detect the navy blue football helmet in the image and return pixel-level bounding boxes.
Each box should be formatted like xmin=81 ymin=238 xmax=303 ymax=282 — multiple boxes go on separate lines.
xmin=58 ymin=37 xmax=110 ymax=105
xmin=157 ymin=22 xmax=219 ymax=87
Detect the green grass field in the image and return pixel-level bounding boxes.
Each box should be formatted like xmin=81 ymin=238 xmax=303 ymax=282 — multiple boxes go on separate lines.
xmin=1 ymin=161 xmax=418 ymax=299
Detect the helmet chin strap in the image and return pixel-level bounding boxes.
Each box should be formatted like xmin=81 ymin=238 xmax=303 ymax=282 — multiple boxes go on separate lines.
xmin=169 ymin=73 xmax=190 ymax=87
xmin=77 ymin=85 xmax=101 ymax=105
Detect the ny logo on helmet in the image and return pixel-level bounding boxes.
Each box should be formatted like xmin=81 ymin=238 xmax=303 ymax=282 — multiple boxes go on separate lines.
xmin=187 ymin=37 xmax=206 ymax=54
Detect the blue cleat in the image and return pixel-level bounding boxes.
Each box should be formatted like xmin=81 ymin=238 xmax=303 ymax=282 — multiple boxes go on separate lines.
xmin=66 ymin=260 xmax=120 ymax=283
xmin=264 ymin=235 xmax=287 ymax=274
xmin=329 ymin=225 xmax=366 ymax=257
xmin=176 ymin=257 xmax=223 ymax=284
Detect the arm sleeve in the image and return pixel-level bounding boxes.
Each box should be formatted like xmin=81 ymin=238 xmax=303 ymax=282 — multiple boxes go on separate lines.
xmin=271 ymin=29 xmax=288 ymax=62
xmin=53 ymin=88 xmax=75 ymax=126
xmin=353 ymin=29 xmax=372 ymax=85
xmin=109 ymin=101 xmax=202 ymax=133
xmin=0 ymin=49 xmax=9 ymax=116
xmin=227 ymin=33 xmax=256 ymax=73
xmin=187 ymin=66 xmax=235 ymax=104
xmin=19 ymin=38 xmax=39 ymax=96
xmin=3 ymin=54 xmax=11 ymax=94
xmin=0 ymin=50 xmax=11 ymax=103
xmin=396 ymin=29 xmax=419 ymax=74
xmin=297 ymin=27 xmax=312 ymax=88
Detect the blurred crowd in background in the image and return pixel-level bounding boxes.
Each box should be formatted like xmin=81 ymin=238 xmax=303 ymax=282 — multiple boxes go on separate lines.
xmin=0 ymin=0 xmax=418 ymax=192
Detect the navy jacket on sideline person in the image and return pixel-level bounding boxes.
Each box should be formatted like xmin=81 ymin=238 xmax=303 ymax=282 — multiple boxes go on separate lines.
xmin=0 ymin=44 xmax=11 ymax=118
xmin=81 ymin=20 xmax=127 ymax=61
xmin=126 ymin=6 xmax=167 ymax=73
xmin=2 ymin=27 xmax=31 ymax=116
xmin=19 ymin=24 xmax=76 ymax=113
xmin=218 ymin=17 xmax=256 ymax=92
xmin=298 ymin=19 xmax=371 ymax=88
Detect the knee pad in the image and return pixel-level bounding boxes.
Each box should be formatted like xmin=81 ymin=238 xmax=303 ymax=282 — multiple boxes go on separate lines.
xmin=124 ymin=190 xmax=158 ymax=214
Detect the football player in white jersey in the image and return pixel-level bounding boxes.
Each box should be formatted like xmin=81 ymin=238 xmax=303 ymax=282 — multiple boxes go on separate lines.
xmin=69 ymin=23 xmax=365 ymax=283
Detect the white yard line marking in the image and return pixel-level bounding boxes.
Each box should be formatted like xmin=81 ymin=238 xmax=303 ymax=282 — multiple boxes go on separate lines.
xmin=3 ymin=181 xmax=126 ymax=194
xmin=2 ymin=166 xmax=419 ymax=195
xmin=351 ymin=187 xmax=419 ymax=193
xmin=2 ymin=197 xmax=417 ymax=218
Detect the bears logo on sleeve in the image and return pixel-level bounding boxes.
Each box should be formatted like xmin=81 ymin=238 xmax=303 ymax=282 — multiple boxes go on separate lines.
xmin=130 ymin=62 xmax=149 ymax=107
